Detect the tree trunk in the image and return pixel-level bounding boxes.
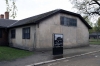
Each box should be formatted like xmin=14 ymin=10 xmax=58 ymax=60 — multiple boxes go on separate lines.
xmin=97 ymin=32 xmax=98 ymax=41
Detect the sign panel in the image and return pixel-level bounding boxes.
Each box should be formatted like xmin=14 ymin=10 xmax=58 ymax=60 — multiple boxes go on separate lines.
xmin=54 ymin=34 xmax=63 ymax=47
xmin=53 ymin=34 xmax=63 ymax=55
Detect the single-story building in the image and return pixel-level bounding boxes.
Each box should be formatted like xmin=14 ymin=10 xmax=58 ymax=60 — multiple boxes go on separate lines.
xmin=0 ymin=9 xmax=92 ymax=51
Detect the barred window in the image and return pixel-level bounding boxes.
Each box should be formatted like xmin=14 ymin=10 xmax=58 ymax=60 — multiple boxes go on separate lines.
xmin=11 ymin=29 xmax=15 ymax=38
xmin=22 ymin=27 xmax=30 ymax=39
xmin=60 ymin=16 xmax=77 ymax=27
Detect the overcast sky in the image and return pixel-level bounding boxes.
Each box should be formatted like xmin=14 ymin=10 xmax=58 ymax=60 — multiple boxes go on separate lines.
xmin=0 ymin=0 xmax=76 ymax=20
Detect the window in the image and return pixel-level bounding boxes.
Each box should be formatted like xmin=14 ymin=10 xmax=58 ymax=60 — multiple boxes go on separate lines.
xmin=0 ymin=29 xmax=2 ymax=38
xmin=60 ymin=16 xmax=64 ymax=25
xmin=69 ymin=18 xmax=77 ymax=26
xmin=11 ymin=29 xmax=15 ymax=38
xmin=60 ymin=16 xmax=77 ymax=27
xmin=23 ymin=27 xmax=30 ymax=39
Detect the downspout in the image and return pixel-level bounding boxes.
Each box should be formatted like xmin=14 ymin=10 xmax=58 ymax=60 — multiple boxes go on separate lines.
xmin=34 ymin=23 xmax=40 ymax=51
xmin=33 ymin=25 xmax=37 ymax=50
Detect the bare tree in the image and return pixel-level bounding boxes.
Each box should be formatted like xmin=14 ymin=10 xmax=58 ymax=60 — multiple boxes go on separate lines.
xmin=70 ymin=0 xmax=100 ymax=16
xmin=5 ymin=0 xmax=17 ymax=19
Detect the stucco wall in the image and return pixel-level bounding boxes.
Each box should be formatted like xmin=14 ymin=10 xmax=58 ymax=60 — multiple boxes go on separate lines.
xmin=9 ymin=25 xmax=36 ymax=51
xmin=9 ymin=13 xmax=89 ymax=51
xmin=76 ymin=18 xmax=89 ymax=46
xmin=35 ymin=13 xmax=89 ymax=50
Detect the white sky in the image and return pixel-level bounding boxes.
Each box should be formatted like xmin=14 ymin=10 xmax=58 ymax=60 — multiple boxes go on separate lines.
xmin=0 ymin=0 xmax=76 ymax=20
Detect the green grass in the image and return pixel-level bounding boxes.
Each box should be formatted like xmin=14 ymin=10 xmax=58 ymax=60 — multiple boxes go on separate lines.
xmin=90 ymin=41 xmax=100 ymax=44
xmin=0 ymin=47 xmax=33 ymax=61
xmin=89 ymin=39 xmax=100 ymax=45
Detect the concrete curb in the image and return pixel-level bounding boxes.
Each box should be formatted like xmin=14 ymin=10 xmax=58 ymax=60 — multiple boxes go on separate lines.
xmin=26 ymin=50 xmax=100 ymax=66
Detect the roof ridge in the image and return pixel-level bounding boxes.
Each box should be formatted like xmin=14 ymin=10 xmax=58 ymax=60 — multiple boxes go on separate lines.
xmin=9 ymin=9 xmax=60 ymax=27
xmin=7 ymin=20 xmax=19 ymax=27
xmin=8 ymin=9 xmax=91 ymax=29
xmin=16 ymin=9 xmax=60 ymax=21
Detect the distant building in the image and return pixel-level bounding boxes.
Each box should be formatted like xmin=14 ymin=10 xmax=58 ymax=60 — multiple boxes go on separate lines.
xmin=89 ymin=32 xmax=100 ymax=39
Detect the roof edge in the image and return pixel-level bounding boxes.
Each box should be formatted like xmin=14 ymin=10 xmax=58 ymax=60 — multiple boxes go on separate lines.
xmin=9 ymin=9 xmax=92 ymax=29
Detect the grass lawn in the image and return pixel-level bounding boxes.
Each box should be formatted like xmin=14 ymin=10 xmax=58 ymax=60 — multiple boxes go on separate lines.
xmin=89 ymin=39 xmax=100 ymax=45
xmin=90 ymin=41 xmax=100 ymax=44
xmin=0 ymin=47 xmax=33 ymax=61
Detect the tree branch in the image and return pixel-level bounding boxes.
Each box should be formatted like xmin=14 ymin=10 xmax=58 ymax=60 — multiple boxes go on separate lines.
xmin=92 ymin=0 xmax=100 ymax=6
xmin=89 ymin=3 xmax=97 ymax=5
xmin=91 ymin=12 xmax=100 ymax=15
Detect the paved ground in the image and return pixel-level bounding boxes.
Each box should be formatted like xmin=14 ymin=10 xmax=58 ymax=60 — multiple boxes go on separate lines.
xmin=40 ymin=52 xmax=100 ymax=66
xmin=0 ymin=45 xmax=100 ymax=66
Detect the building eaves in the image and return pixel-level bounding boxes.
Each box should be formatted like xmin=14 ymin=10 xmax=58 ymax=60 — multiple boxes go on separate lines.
xmin=9 ymin=9 xmax=92 ymax=29
xmin=0 ymin=18 xmax=17 ymax=28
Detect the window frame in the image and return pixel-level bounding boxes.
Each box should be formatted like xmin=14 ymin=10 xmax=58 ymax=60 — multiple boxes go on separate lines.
xmin=60 ymin=16 xmax=77 ymax=27
xmin=11 ymin=29 xmax=16 ymax=39
xmin=22 ymin=27 xmax=30 ymax=39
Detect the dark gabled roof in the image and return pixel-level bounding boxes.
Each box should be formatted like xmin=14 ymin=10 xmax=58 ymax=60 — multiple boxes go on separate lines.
xmin=0 ymin=19 xmax=17 ymax=28
xmin=9 ymin=9 xmax=59 ymax=27
xmin=9 ymin=9 xmax=92 ymax=29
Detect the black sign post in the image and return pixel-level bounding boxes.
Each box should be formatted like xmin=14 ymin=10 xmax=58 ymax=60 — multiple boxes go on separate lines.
xmin=53 ymin=34 xmax=63 ymax=55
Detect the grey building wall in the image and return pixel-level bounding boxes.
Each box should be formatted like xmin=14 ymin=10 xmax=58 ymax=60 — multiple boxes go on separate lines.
xmin=9 ymin=25 xmax=36 ymax=51
xmin=35 ymin=13 xmax=89 ymax=51
xmin=9 ymin=13 xmax=89 ymax=51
